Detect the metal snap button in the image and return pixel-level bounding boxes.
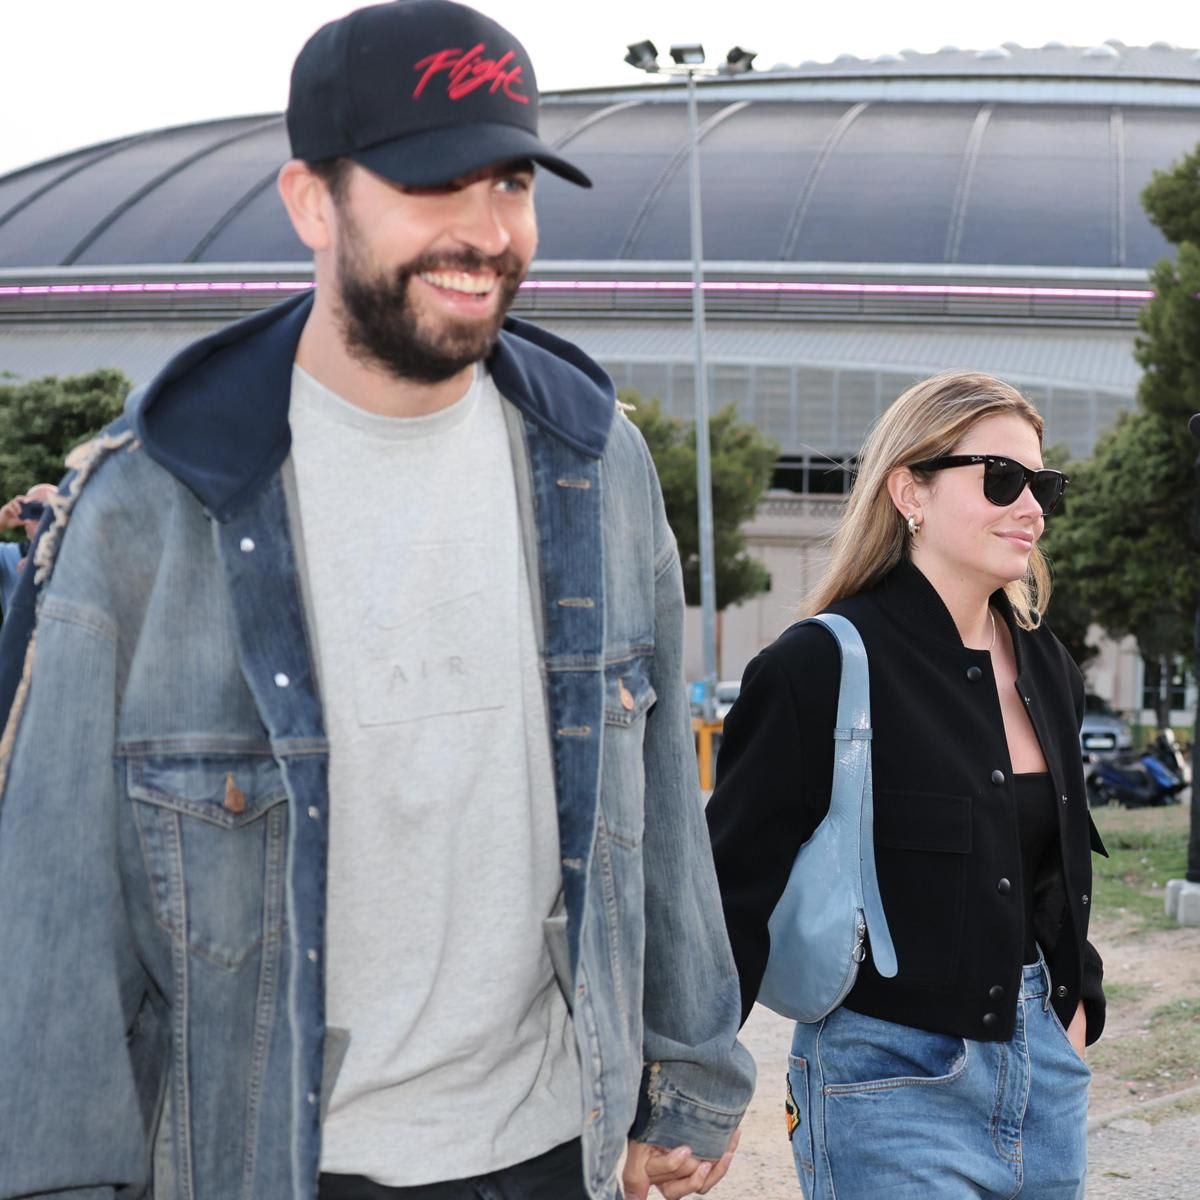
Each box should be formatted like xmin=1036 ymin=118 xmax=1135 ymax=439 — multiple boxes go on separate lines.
xmin=991 ymin=769 xmax=1006 ymax=786
xmin=982 ymin=1012 xmax=999 ymax=1028
xmin=996 ymin=878 xmax=1012 ymax=895
xmin=966 ymin=666 xmax=982 ymax=682
xmin=274 ymin=672 xmax=290 ymax=688
xmin=239 ymin=537 xmax=255 ymax=553
xmin=989 ymin=985 xmax=1005 ymax=1000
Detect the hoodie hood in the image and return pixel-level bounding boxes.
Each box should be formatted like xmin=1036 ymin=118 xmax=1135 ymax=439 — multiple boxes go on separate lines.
xmin=133 ymin=291 xmax=616 ymax=521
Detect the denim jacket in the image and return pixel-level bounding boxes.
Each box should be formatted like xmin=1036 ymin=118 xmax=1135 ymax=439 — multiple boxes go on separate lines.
xmin=0 ymin=293 xmax=754 ymax=1200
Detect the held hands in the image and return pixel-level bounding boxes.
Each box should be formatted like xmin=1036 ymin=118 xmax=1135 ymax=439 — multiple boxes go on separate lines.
xmin=623 ymin=1129 xmax=740 ymax=1200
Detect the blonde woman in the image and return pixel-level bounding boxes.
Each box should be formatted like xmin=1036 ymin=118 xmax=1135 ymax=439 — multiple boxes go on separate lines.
xmin=707 ymin=372 xmax=1104 ymax=1199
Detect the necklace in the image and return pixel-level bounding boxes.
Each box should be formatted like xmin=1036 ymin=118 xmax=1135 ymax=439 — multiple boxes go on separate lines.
xmin=987 ymin=608 xmax=997 ymax=653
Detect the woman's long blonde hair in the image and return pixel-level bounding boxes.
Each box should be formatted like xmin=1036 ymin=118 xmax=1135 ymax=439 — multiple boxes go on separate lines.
xmin=804 ymin=371 xmax=1051 ymax=629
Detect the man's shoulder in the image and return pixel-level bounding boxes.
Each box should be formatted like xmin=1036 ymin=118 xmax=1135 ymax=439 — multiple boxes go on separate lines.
xmin=33 ymin=419 xmax=194 ymax=586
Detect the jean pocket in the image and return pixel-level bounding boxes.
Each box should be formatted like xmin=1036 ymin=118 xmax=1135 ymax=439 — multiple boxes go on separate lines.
xmin=1045 ymin=1000 xmax=1094 ymax=1077
xmin=786 ymin=1054 xmax=816 ymax=1182
xmin=820 ymin=1008 xmax=969 ymax=1094
xmin=128 ymin=753 xmax=288 ymax=968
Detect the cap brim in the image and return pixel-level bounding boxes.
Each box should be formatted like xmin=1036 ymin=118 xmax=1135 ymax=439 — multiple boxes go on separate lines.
xmin=350 ymin=121 xmax=591 ymax=189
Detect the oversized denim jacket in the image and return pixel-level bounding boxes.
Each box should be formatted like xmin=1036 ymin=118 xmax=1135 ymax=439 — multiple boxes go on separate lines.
xmin=0 ymin=293 xmax=754 ymax=1200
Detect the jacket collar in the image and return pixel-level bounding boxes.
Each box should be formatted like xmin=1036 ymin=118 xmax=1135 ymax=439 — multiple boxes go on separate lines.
xmin=870 ymin=557 xmax=1020 ymax=657
xmin=131 ymin=291 xmax=616 ymax=521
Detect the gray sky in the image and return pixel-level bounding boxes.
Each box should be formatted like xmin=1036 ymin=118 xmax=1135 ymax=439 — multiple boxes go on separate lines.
xmin=1 ymin=0 xmax=1196 ymax=176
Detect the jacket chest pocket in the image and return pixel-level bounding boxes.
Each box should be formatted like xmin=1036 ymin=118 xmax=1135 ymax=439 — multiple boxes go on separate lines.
xmin=127 ymin=755 xmax=289 ymax=969
xmin=874 ymin=791 xmax=972 ymax=984
xmin=600 ymin=658 xmax=656 ymax=849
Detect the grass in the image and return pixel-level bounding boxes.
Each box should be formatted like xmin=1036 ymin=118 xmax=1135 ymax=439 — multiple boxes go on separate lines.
xmin=1089 ymin=997 xmax=1200 ymax=1090
xmin=1100 ymin=980 xmax=1144 ymax=1005
xmin=1088 ymin=803 xmax=1191 ymax=931
xmin=1083 ymin=805 xmax=1200 ymax=1110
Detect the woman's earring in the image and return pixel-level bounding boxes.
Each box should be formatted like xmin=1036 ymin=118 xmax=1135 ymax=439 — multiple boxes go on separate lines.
xmin=906 ymin=513 xmax=921 ymax=537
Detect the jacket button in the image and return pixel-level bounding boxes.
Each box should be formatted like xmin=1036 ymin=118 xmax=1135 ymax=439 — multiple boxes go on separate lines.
xmin=982 ymin=1012 xmax=999 ymax=1029
xmin=989 ymin=984 xmax=1005 ymax=1000
xmin=991 ymin=769 xmax=1006 ymax=786
xmin=1082 ymin=894 xmax=1089 ymax=905
xmin=997 ymin=877 xmax=1012 ymax=895
xmin=1056 ymin=985 xmax=1068 ymax=999
xmin=966 ymin=666 xmax=983 ymax=682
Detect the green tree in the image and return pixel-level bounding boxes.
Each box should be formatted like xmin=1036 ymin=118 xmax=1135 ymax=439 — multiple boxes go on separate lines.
xmin=620 ymin=391 xmax=778 ymax=613
xmin=1041 ymin=146 xmax=1200 ymax=720
xmin=1136 ymin=144 xmax=1200 ymax=883
xmin=1041 ymin=142 xmax=1200 ymax=880
xmin=1035 ymin=445 xmax=1098 ymax=672
xmin=0 ymin=369 xmax=130 ymax=511
xmin=1039 ymin=412 xmax=1194 ymax=721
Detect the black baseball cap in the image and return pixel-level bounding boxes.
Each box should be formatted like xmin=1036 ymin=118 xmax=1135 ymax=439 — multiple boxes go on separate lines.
xmin=287 ymin=0 xmax=591 ymax=189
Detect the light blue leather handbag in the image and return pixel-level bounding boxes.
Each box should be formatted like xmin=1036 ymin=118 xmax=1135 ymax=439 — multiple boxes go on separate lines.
xmin=757 ymin=612 xmax=899 ymax=1023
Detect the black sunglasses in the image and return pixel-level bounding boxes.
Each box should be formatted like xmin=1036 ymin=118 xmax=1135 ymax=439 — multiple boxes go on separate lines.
xmin=909 ymin=455 xmax=1068 ymax=515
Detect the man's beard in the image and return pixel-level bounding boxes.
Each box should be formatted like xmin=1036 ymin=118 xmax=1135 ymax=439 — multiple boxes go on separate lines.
xmin=333 ymin=212 xmax=526 ymax=385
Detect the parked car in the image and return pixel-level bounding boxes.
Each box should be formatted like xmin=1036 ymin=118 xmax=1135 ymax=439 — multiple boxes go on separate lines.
xmin=1079 ymin=694 xmax=1133 ymax=760
xmin=714 ymin=680 xmax=741 ymax=720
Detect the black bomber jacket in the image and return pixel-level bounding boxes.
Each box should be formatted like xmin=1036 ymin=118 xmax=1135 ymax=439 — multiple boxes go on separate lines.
xmin=707 ymin=558 xmax=1107 ymax=1044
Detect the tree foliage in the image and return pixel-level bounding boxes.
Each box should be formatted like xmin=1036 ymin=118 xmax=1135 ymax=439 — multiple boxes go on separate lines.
xmin=621 ymin=391 xmax=778 ymax=610
xmin=0 ymin=369 xmax=130 ymax=504
xmin=1033 ymin=445 xmax=1098 ymax=670
xmin=1041 ymin=147 xmax=1200 ymax=667
xmin=1040 ymin=413 xmax=1195 ymax=662
xmin=1039 ymin=143 xmax=1200 ymax=739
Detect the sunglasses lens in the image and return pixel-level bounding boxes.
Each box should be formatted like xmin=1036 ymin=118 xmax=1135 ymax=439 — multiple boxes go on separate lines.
xmin=1031 ymin=472 xmax=1063 ymax=514
xmin=983 ymin=460 xmax=1025 ymax=507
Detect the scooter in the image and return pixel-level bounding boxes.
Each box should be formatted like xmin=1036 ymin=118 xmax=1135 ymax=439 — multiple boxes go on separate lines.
xmin=1145 ymin=730 xmax=1189 ymax=795
xmin=1085 ymin=754 xmax=1158 ymax=808
xmin=1086 ymin=738 xmax=1185 ymax=809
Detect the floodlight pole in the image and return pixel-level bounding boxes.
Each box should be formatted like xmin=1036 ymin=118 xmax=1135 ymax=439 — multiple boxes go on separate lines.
xmin=683 ymin=66 xmax=719 ymax=722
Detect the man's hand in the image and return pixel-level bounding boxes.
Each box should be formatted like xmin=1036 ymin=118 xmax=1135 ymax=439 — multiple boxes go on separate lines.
xmin=1067 ymin=1000 xmax=1087 ymax=1060
xmin=0 ymin=496 xmax=23 ymax=531
xmin=623 ymin=1129 xmax=740 ymax=1200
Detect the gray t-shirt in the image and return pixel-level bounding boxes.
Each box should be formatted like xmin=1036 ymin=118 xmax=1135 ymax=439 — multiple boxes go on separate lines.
xmin=289 ymin=365 xmax=580 ymax=1185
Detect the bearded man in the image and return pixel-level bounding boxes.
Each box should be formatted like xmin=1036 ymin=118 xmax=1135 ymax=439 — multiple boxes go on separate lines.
xmin=0 ymin=4 xmax=753 ymax=1200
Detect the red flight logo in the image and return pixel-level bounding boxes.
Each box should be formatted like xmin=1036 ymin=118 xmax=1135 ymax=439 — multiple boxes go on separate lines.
xmin=413 ymin=43 xmax=529 ymax=104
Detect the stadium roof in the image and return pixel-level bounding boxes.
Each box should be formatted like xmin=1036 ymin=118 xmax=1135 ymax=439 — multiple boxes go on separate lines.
xmin=1 ymin=43 xmax=1198 ymax=274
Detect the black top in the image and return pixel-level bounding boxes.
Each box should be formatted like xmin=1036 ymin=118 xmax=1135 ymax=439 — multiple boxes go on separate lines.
xmin=707 ymin=558 xmax=1107 ymax=1044
xmin=1014 ymin=772 xmax=1062 ymax=962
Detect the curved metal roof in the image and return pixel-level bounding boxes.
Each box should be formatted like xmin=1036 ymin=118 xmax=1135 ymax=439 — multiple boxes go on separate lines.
xmin=1 ymin=44 xmax=1198 ymax=272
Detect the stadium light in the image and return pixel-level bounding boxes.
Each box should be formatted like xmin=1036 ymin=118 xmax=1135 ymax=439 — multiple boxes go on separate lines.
xmin=624 ymin=38 xmax=723 ymax=721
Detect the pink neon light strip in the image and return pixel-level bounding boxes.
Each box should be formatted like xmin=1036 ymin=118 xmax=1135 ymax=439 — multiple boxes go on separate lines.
xmin=0 ymin=278 xmax=1155 ymax=302
xmin=0 ymin=280 xmax=314 ymax=297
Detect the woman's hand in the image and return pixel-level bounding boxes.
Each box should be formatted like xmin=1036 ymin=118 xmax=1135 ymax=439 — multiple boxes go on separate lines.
xmin=1067 ymin=1000 xmax=1087 ymax=1059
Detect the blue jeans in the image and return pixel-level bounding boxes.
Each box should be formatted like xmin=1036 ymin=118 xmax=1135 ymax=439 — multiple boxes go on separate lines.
xmin=786 ymin=961 xmax=1090 ymax=1198
xmin=317 ymin=1138 xmax=601 ymax=1200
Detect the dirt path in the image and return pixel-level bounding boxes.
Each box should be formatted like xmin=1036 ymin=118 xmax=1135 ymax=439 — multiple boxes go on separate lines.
xmin=722 ymin=919 xmax=1200 ymax=1197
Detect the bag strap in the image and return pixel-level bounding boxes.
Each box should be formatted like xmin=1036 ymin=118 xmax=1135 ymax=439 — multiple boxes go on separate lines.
xmin=801 ymin=613 xmax=898 ymax=979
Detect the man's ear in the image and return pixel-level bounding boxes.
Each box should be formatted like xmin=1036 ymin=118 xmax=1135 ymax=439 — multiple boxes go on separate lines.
xmin=886 ymin=465 xmax=921 ymax=523
xmin=277 ymin=159 xmax=337 ymax=253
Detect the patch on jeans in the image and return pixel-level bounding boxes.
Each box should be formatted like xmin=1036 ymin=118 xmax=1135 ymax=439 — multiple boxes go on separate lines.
xmin=785 ymin=1074 xmax=800 ymax=1139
